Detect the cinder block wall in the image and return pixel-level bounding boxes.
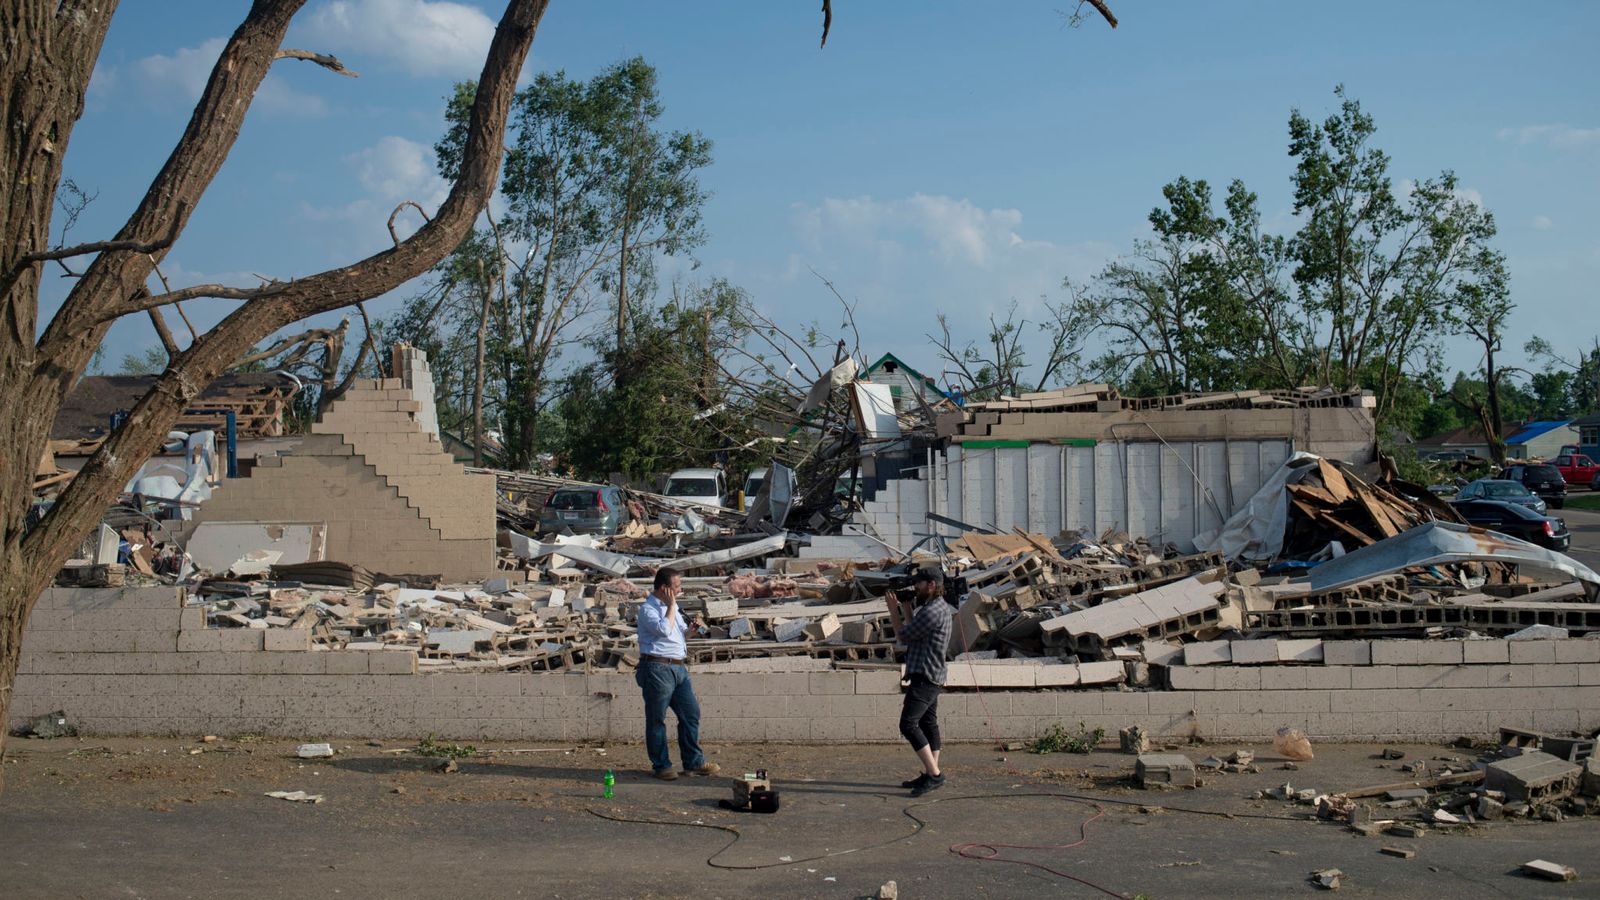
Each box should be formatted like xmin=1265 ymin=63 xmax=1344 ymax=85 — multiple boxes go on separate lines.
xmin=8 ymin=588 xmax=1599 ymax=742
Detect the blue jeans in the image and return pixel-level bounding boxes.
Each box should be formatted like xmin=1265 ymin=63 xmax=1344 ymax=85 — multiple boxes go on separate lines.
xmin=635 ymin=661 xmax=705 ymax=772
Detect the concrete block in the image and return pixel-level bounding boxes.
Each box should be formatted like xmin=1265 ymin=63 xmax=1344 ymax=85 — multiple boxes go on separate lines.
xmin=855 ymin=671 xmax=904 ymax=694
xmin=1034 ymin=664 xmax=1080 ymax=687
xmin=1214 ymin=667 xmax=1262 ymax=691
xmin=1351 ymin=666 xmax=1399 ymax=690
xmin=264 ymin=629 xmax=311 ymax=652
xmin=1509 ymin=641 xmax=1558 ymax=664
xmin=1229 ymin=640 xmax=1279 ymax=665
xmin=1136 ymin=753 xmax=1196 ymax=788
xmin=1077 ymin=661 xmax=1126 ymax=686
xmin=807 ymin=672 xmax=855 ymax=695
xmin=1462 ymin=640 xmax=1510 ymax=664
xmin=1168 ymin=666 xmax=1215 ymax=691
xmin=1531 ymin=664 xmax=1580 ymax=687
xmin=1321 ymin=640 xmax=1371 ymax=666
xmin=1277 ymin=639 xmax=1324 ymax=663
xmin=369 ymin=651 xmax=417 ymax=675
xmin=1141 ymin=640 xmax=1184 ymax=667
xmin=1370 ymin=640 xmax=1463 ymax=666
xmin=1183 ymin=641 xmax=1231 ymax=666
xmin=1553 ymin=639 xmax=1600 ymax=664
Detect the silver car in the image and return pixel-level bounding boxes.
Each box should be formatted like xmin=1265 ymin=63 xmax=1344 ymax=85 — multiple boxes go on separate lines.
xmin=539 ymin=486 xmax=631 ymax=535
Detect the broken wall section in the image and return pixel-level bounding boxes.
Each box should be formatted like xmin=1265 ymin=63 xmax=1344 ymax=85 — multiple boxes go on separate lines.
xmin=185 ymin=347 xmax=495 ymax=580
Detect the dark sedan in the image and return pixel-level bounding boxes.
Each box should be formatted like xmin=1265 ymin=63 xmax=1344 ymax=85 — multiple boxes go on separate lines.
xmin=1501 ymin=463 xmax=1567 ymax=509
xmin=1452 ymin=478 xmax=1548 ymax=514
xmin=1449 ymin=499 xmax=1571 ymax=551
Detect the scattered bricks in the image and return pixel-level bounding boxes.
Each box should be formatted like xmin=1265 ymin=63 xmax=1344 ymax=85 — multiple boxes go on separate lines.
xmin=1520 ymin=860 xmax=1577 ymax=882
xmin=264 ymin=628 xmax=311 ymax=652
xmin=1387 ymin=824 xmax=1426 ymax=838
xmin=1277 ymin=639 xmax=1324 ymax=663
xmin=177 ymin=629 xmax=264 ymax=652
xmin=1308 ymin=868 xmax=1343 ymax=891
xmin=1461 ymin=640 xmax=1509 ymax=665
xmin=1379 ymin=847 xmax=1416 ymax=860
xmin=1370 ymin=640 xmax=1463 ymax=666
xmin=1485 ymin=751 xmax=1581 ymax=802
xmin=1120 ymin=726 xmax=1151 ymax=754
xmin=1349 ymin=823 xmax=1384 ymax=837
xmin=803 ymin=614 xmax=841 ymax=641
xmin=1322 ymin=640 xmax=1371 ymax=666
xmin=1136 ymin=753 xmax=1195 ymax=788
xmin=840 ymin=621 xmax=878 ymax=644
xmin=703 ymin=598 xmax=739 ymax=620
xmin=728 ymin=618 xmax=753 ymax=639
xmin=1477 ymin=796 xmax=1504 ymax=819
xmin=1183 ymin=641 xmax=1232 ymax=666
xmin=1230 ymin=639 xmax=1279 ymax=665
xmin=772 ymin=619 xmax=809 ymax=643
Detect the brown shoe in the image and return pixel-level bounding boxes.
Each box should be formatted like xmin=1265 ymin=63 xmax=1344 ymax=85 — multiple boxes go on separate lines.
xmin=653 ymin=768 xmax=679 ymax=781
xmin=682 ymin=762 xmax=721 ymax=776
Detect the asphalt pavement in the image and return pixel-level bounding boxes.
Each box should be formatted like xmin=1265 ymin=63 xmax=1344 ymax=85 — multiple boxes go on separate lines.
xmin=1557 ymin=505 xmax=1600 ymax=572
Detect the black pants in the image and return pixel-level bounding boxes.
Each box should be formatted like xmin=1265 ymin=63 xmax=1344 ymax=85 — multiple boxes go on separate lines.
xmin=899 ymin=674 xmax=942 ymax=753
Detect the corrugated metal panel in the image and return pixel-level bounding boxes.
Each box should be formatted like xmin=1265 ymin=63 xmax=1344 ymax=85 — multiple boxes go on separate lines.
xmin=858 ymin=438 xmax=1297 ymax=551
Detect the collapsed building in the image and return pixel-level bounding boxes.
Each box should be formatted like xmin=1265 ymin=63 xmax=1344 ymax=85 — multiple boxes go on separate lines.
xmin=14 ymin=346 xmax=1600 ymax=761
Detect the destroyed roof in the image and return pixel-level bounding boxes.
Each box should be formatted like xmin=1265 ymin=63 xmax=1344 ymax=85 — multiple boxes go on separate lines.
xmin=862 ymin=352 xmax=950 ymax=398
xmin=1504 ymin=420 xmax=1573 ymax=446
xmin=1414 ymin=421 xmax=1520 ymax=449
xmin=53 ymin=373 xmax=297 ymax=441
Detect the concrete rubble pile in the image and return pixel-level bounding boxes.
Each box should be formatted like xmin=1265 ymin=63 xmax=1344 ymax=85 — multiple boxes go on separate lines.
xmin=1245 ymin=725 xmax=1600 ymax=832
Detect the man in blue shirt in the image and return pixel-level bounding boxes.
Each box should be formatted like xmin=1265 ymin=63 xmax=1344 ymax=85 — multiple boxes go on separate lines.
xmin=635 ymin=568 xmax=721 ymax=780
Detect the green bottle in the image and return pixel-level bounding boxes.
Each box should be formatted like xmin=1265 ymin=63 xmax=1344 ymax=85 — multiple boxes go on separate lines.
xmin=603 ymin=768 xmax=615 ymax=799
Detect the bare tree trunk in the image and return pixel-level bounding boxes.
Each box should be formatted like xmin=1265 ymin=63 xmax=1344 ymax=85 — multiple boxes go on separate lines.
xmin=0 ymin=0 xmax=547 ymax=789
xmin=473 ymin=263 xmax=492 ymax=466
xmin=616 ymin=204 xmax=631 ymax=363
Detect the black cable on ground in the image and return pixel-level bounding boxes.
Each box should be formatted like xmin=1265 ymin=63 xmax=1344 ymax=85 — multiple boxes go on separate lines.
xmin=588 ymin=788 xmax=1308 ymax=895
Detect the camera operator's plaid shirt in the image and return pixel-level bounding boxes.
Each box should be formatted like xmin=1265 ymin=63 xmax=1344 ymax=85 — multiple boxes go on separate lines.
xmin=899 ymin=597 xmax=952 ymax=686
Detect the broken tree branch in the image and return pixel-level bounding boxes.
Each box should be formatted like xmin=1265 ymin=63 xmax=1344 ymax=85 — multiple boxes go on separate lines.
xmin=274 ymin=48 xmax=360 ymax=77
xmin=388 ymin=200 xmax=432 ymax=247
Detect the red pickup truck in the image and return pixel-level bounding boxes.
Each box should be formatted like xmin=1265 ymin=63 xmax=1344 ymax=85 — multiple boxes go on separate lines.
xmin=1554 ymin=453 xmax=1600 ymax=490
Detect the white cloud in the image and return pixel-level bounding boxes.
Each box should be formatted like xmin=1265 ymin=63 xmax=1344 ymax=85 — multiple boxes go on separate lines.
xmin=781 ymin=193 xmax=1115 ymax=378
xmin=1532 ymin=215 xmax=1554 ymax=230
xmin=797 ymin=193 xmax=1032 ymax=268
xmin=122 ymin=37 xmax=327 ymax=116
xmin=302 ymin=0 xmax=496 ymax=77
xmin=1496 ymin=124 xmax=1600 ymax=149
xmin=300 ymin=136 xmax=448 ymax=248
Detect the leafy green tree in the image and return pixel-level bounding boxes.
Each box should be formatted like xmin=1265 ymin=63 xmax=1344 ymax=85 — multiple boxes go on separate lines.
xmin=118 ymin=346 xmax=168 ymax=375
xmin=425 ymin=57 xmax=711 ymax=468
xmin=1287 ymin=86 xmax=1502 ymax=418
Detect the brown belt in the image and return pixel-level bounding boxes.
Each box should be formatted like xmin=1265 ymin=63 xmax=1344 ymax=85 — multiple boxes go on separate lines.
xmin=641 ymin=654 xmax=687 ymax=666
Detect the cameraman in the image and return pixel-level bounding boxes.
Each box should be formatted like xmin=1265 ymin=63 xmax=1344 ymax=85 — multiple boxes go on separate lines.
xmin=894 ymin=566 xmax=952 ymax=796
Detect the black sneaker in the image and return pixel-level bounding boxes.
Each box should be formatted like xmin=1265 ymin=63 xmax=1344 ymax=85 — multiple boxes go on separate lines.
xmin=910 ymin=773 xmax=945 ymax=797
xmin=901 ymin=773 xmax=931 ymax=789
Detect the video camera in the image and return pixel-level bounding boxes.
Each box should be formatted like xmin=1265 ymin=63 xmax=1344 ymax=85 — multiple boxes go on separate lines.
xmin=884 ymin=569 xmax=967 ymax=607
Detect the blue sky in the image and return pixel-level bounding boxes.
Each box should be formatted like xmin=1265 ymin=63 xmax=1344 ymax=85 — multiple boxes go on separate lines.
xmin=53 ymin=1 xmax=1599 ymax=389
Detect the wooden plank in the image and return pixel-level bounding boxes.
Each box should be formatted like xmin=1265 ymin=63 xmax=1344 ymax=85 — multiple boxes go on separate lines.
xmin=1352 ymin=485 xmax=1401 ymax=539
xmin=1290 ymin=497 xmax=1374 ymax=546
xmin=1317 ymin=459 xmax=1353 ymax=504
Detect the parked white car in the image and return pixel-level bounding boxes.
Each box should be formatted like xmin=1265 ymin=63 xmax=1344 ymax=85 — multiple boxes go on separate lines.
xmin=662 ymin=467 xmax=727 ymax=510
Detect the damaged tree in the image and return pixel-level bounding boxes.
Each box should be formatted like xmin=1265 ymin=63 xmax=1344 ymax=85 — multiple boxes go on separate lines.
xmin=0 ymin=0 xmax=549 ymax=787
